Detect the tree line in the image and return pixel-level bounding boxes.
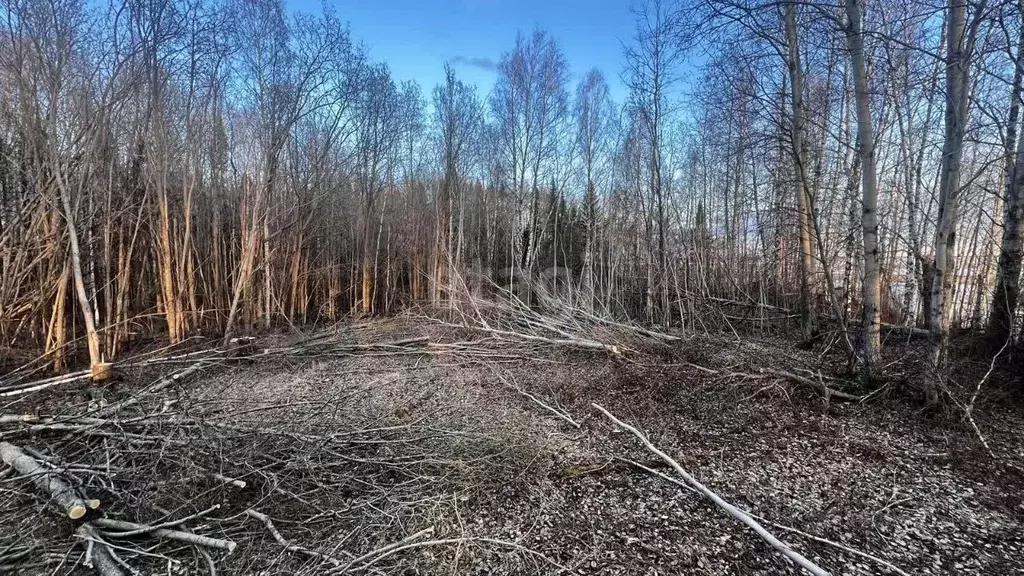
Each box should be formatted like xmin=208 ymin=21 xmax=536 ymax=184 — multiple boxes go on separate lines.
xmin=0 ymin=0 xmax=1021 ymax=394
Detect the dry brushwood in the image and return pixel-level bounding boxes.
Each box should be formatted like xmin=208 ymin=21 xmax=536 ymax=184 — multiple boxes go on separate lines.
xmin=762 ymin=369 xmax=864 ymax=402
xmin=76 ymin=524 xmax=126 ymax=576
xmin=331 ymin=527 xmax=435 ymax=573
xmin=95 ymin=358 xmax=211 ymax=417
xmin=329 ymin=529 xmax=564 ymax=575
xmin=2 ymin=321 xmax=950 ymax=575
xmin=0 ymin=441 xmax=100 ymax=519
xmin=92 ymin=517 xmax=237 ymax=553
xmin=244 ymin=509 xmax=344 ymax=567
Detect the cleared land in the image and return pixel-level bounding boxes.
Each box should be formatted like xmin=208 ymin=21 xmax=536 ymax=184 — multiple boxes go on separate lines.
xmin=1 ymin=317 xmax=1022 ymax=575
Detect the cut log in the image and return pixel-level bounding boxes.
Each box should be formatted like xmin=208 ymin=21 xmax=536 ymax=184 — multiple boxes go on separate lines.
xmin=0 ymin=414 xmax=39 ymax=424
xmin=227 ymin=337 xmax=257 ymax=360
xmin=90 ymin=362 xmax=115 ymax=383
xmin=212 ymin=472 xmax=247 ymax=488
xmin=881 ymin=323 xmax=930 ymax=338
xmin=0 ymin=441 xmax=98 ymax=518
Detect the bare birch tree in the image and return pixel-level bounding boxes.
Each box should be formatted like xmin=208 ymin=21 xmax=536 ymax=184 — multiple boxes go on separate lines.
xmin=843 ymin=0 xmax=881 ymax=379
xmin=929 ymin=0 xmax=989 ymax=372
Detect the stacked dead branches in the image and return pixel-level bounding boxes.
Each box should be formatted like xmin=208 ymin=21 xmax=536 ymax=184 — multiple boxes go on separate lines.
xmin=0 ymin=331 xmax=558 ymax=575
xmin=434 ymin=275 xmax=686 ymax=358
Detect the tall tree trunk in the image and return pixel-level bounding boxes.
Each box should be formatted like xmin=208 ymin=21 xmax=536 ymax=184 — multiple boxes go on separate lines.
xmin=223 ymin=177 xmax=261 ymax=345
xmin=929 ymin=0 xmax=986 ymax=371
xmin=583 ymin=178 xmax=597 ymax=308
xmin=784 ymin=2 xmax=818 ymax=340
xmin=46 ymin=262 xmax=70 ymax=371
xmin=844 ymin=0 xmax=881 ymax=380
xmin=988 ymin=3 xmax=1024 ymax=348
xmin=57 ymin=181 xmax=102 ymax=368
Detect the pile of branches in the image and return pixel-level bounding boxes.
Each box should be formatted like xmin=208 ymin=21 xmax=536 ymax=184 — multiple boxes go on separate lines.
xmin=0 ymin=298 xmax=893 ymax=575
xmin=436 ymin=277 xmax=684 ymax=356
xmin=434 ymin=282 xmax=875 ymax=406
xmin=0 ymin=336 xmax=558 ymax=575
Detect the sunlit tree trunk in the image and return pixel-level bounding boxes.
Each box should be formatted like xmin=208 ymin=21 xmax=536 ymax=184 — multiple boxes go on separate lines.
xmin=929 ymin=0 xmax=987 ymax=371
xmin=784 ymin=2 xmax=818 ymax=340
xmin=844 ymin=0 xmax=881 ymax=379
xmin=57 ymin=179 xmax=102 ymax=367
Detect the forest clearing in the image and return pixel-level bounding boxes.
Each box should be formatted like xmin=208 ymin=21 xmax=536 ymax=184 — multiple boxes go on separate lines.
xmin=5 ymin=0 xmax=1024 ymax=572
xmin=1 ymin=311 xmax=1022 ymax=575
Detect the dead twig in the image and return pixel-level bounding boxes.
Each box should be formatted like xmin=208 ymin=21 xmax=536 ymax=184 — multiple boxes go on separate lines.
xmin=494 ymin=372 xmax=580 ymax=428
xmin=76 ymin=524 xmax=127 ymax=576
xmin=96 ymin=505 xmax=221 ymax=537
xmin=593 ymin=403 xmax=831 ymax=576
xmin=333 ymin=530 xmax=563 ymax=574
xmin=763 ymin=369 xmax=863 ymax=402
xmin=622 ymin=458 xmax=911 ymax=576
xmin=95 ymin=359 xmax=210 ymax=417
xmin=0 ymin=371 xmax=91 ymax=398
xmin=333 ymin=527 xmax=435 ymax=573
xmin=244 ymin=509 xmax=344 ymax=567
xmin=92 ymin=517 xmax=236 ymax=553
xmin=958 ymin=335 xmax=1010 ymax=458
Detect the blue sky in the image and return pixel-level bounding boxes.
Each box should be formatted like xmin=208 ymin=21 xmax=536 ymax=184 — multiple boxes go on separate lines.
xmin=288 ymin=0 xmax=634 ymax=104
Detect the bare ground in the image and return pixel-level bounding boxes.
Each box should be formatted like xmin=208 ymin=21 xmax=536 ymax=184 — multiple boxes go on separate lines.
xmin=2 ymin=317 xmax=1023 ymax=575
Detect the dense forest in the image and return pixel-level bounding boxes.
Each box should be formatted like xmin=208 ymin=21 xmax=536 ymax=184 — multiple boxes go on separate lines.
xmin=1 ymin=0 xmax=1022 ymax=391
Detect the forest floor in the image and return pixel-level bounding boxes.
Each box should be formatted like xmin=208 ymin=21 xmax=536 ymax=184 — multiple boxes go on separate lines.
xmin=1 ymin=315 xmax=1023 ymax=575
